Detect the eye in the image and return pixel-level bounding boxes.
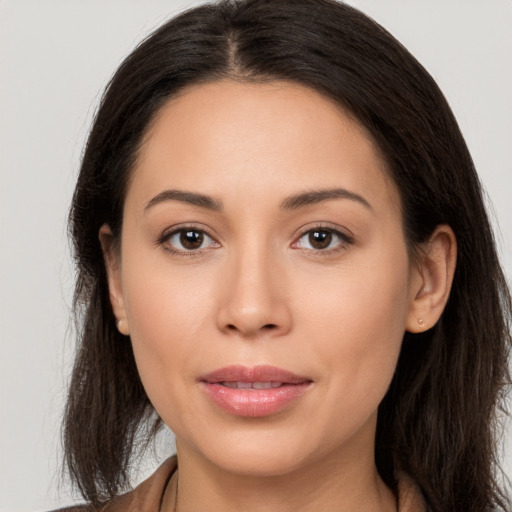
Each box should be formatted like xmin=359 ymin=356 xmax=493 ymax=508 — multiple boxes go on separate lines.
xmin=293 ymin=228 xmax=351 ymax=252
xmin=162 ymin=228 xmax=219 ymax=254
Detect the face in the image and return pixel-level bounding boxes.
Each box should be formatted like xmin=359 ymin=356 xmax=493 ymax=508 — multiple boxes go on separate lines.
xmin=105 ymin=80 xmax=424 ymax=477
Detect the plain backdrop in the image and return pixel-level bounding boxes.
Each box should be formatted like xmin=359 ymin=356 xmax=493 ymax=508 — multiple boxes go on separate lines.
xmin=1 ymin=1 xmax=511 ymax=511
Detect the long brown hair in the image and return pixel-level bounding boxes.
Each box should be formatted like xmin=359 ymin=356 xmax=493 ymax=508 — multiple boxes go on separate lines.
xmin=65 ymin=1 xmax=512 ymax=510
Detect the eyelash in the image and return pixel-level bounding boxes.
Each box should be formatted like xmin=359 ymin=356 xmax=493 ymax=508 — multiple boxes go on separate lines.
xmin=158 ymin=224 xmax=353 ymax=257
xmin=292 ymin=225 xmax=354 ymax=255
xmin=158 ymin=224 xmax=219 ymax=257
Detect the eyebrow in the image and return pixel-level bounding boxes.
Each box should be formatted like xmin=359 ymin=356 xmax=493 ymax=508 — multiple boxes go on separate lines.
xmin=280 ymin=188 xmax=372 ymax=211
xmin=144 ymin=187 xmax=372 ymax=213
xmin=144 ymin=189 xmax=222 ymax=212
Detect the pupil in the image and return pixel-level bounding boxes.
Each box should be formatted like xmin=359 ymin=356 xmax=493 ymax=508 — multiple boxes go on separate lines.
xmin=180 ymin=230 xmax=203 ymax=250
xmin=309 ymin=230 xmax=332 ymax=249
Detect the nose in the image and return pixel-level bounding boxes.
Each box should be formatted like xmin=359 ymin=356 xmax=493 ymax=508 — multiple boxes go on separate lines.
xmin=215 ymin=245 xmax=292 ymax=339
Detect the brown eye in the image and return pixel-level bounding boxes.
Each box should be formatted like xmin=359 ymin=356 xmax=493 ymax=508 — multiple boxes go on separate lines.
xmin=180 ymin=230 xmax=204 ymax=250
xmin=164 ymin=228 xmax=218 ymax=253
xmin=294 ymin=228 xmax=350 ymax=252
xmin=308 ymin=230 xmax=332 ymax=250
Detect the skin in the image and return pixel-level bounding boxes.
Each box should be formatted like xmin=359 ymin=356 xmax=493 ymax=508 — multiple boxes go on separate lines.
xmin=101 ymin=80 xmax=456 ymax=511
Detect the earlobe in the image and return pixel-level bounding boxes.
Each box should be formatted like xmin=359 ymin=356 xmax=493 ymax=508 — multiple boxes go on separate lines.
xmin=406 ymin=225 xmax=457 ymax=333
xmin=99 ymin=224 xmax=130 ymax=336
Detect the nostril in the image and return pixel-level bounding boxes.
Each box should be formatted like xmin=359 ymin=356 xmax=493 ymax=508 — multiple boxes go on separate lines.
xmin=225 ymin=323 xmax=278 ymax=333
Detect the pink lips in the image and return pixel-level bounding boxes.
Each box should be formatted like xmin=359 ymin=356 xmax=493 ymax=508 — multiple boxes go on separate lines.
xmin=200 ymin=365 xmax=312 ymax=417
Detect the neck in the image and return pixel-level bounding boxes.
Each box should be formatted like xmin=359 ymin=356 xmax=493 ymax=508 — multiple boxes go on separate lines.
xmin=163 ymin=439 xmax=396 ymax=512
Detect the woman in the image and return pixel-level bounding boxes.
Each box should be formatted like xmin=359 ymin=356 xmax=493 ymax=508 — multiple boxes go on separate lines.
xmin=60 ymin=0 xmax=511 ymax=510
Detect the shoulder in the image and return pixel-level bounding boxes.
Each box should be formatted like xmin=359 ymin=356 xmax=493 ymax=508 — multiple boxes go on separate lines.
xmin=47 ymin=507 xmax=93 ymax=512
xmin=47 ymin=456 xmax=178 ymax=512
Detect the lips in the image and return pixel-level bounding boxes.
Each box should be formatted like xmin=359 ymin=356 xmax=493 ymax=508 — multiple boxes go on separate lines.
xmin=200 ymin=365 xmax=312 ymax=417
xmin=220 ymin=381 xmax=283 ymax=389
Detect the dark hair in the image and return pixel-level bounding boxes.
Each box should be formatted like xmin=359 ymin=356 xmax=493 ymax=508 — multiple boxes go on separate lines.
xmin=65 ymin=1 xmax=512 ymax=510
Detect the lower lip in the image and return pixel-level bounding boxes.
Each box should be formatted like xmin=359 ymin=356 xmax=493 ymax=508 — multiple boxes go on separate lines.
xmin=201 ymin=382 xmax=311 ymax=417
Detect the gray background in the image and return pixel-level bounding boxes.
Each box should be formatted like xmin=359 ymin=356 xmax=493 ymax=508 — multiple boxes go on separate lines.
xmin=1 ymin=1 xmax=511 ymax=510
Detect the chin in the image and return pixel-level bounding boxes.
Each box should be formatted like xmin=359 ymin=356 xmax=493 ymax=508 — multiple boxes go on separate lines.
xmin=208 ymin=446 xmax=312 ymax=477
xmin=178 ymin=424 xmax=330 ymax=478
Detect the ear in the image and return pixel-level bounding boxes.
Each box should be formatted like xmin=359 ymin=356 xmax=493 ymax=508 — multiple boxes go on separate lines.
xmin=406 ymin=225 xmax=457 ymax=333
xmin=99 ymin=224 xmax=130 ymax=336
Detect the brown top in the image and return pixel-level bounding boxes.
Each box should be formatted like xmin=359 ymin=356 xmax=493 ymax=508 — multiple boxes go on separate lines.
xmin=55 ymin=457 xmax=427 ymax=511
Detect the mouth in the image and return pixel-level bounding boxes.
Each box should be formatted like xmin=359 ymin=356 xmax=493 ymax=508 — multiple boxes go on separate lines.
xmin=199 ymin=365 xmax=313 ymax=417
xmin=219 ymin=381 xmax=285 ymax=389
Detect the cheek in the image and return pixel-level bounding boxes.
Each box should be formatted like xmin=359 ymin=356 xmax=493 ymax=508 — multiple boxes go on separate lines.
xmin=120 ymin=249 xmax=217 ymax=393
xmin=299 ymin=251 xmax=410 ymax=423
xmin=119 ymin=224 xmax=412 ymax=447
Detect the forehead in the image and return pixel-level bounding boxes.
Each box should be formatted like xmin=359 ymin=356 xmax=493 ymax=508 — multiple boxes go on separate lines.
xmin=129 ymin=80 xmax=400 ymax=215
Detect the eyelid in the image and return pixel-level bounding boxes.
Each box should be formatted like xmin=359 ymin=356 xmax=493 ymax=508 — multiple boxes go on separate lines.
xmin=157 ymin=223 xmax=220 ymax=256
xmin=156 ymin=222 xmax=353 ymax=256
xmin=291 ymin=223 xmax=354 ymax=252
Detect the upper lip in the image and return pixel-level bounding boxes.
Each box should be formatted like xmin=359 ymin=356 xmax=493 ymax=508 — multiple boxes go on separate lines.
xmin=200 ymin=365 xmax=311 ymax=384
